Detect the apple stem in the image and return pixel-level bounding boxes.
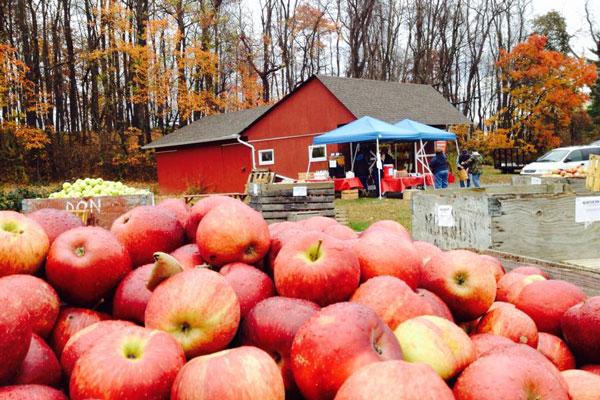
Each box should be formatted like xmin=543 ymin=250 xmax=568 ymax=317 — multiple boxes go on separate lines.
xmin=311 ymin=239 xmax=323 ymax=262
xmin=75 ymin=246 xmax=86 ymax=257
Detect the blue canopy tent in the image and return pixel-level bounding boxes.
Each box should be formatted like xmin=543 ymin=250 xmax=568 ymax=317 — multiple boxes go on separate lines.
xmin=394 ymin=119 xmax=461 ymax=187
xmin=312 ymin=116 xmax=419 ymax=199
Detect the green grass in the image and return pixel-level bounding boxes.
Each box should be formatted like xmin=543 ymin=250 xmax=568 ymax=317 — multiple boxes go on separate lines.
xmin=335 ymin=198 xmax=412 ymax=233
xmin=479 ymin=165 xmax=516 ymax=185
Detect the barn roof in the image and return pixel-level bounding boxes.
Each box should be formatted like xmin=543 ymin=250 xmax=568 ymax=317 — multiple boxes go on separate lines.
xmin=314 ymin=75 xmax=471 ymax=126
xmin=142 ymin=105 xmax=272 ymax=150
xmin=143 ymin=75 xmax=470 ymax=150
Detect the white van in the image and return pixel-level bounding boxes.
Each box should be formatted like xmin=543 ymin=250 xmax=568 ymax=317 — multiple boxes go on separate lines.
xmin=520 ymin=145 xmax=600 ymax=175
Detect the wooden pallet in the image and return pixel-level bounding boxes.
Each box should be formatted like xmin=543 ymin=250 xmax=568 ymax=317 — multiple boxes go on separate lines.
xmin=247 ymin=168 xmax=275 ymax=185
xmin=248 ymin=182 xmax=335 ymax=224
xmin=183 ymin=193 xmax=247 ymax=205
xmin=587 ymin=155 xmax=600 ymax=192
xmin=335 ymin=208 xmax=349 ymax=226
xmin=341 ymin=189 xmax=358 ymax=200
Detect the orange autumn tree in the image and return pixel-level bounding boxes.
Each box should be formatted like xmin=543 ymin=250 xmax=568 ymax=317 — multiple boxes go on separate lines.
xmin=493 ymin=35 xmax=597 ymax=152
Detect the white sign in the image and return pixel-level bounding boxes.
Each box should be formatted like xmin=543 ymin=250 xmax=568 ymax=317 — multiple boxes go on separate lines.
xmin=575 ymin=196 xmax=600 ymax=223
xmin=293 ymin=186 xmax=307 ymax=197
xmin=531 ymin=177 xmax=542 ymax=185
xmin=329 ymin=160 xmax=337 ymax=168
xmin=437 ymin=204 xmax=455 ymax=227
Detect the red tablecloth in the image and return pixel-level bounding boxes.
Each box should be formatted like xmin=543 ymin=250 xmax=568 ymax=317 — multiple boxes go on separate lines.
xmin=380 ymin=173 xmax=455 ymax=193
xmin=307 ymin=177 xmax=364 ymax=191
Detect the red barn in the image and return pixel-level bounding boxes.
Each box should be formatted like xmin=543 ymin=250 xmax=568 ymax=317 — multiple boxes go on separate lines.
xmin=144 ymin=75 xmax=470 ymax=194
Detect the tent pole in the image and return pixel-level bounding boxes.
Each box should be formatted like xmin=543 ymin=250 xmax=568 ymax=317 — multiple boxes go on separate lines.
xmin=350 ymin=143 xmax=353 ymax=172
xmin=420 ymin=139 xmax=427 ymax=189
xmin=413 ymin=142 xmax=417 ymax=173
xmin=377 ymin=138 xmax=382 ymax=200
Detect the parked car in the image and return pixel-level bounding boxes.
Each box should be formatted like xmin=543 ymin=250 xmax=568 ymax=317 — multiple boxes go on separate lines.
xmin=520 ymin=145 xmax=600 ymax=175
xmin=591 ymin=139 xmax=600 ymax=146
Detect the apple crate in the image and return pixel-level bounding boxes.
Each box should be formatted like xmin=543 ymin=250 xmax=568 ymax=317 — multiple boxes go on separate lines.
xmin=470 ymin=249 xmax=600 ymax=297
xmin=411 ymin=184 xmax=600 ymax=262
xmin=248 ymin=181 xmax=335 ymax=224
xmin=587 ymin=155 xmax=600 ymax=192
xmin=511 ymin=175 xmax=590 ymax=193
xmin=341 ymin=189 xmax=359 ymax=200
xmin=21 ymin=193 xmax=155 ymax=229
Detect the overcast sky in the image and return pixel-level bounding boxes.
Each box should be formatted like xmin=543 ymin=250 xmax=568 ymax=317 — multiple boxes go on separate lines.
xmin=531 ymin=0 xmax=598 ymax=57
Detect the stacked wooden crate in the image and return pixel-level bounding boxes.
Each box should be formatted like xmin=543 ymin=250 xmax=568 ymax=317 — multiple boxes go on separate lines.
xmin=587 ymin=155 xmax=600 ymax=192
xmin=248 ymin=181 xmax=335 ymax=224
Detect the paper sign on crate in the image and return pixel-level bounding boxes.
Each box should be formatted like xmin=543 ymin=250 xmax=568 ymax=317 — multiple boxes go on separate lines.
xmin=575 ymin=196 xmax=600 ymax=223
xmin=293 ymin=186 xmax=308 ymax=197
xmin=436 ymin=204 xmax=455 ymax=227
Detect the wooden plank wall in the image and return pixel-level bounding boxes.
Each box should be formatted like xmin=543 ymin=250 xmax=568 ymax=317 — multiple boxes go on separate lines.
xmin=22 ymin=194 xmax=154 ymax=229
xmin=492 ymin=192 xmax=600 ymax=261
xmin=248 ymin=182 xmax=335 ymax=224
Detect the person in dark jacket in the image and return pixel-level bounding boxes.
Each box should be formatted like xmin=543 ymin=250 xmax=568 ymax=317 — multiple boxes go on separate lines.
xmin=429 ymin=148 xmax=449 ymax=189
xmin=457 ymin=149 xmax=471 ymax=187
xmin=354 ymin=147 xmax=369 ymax=193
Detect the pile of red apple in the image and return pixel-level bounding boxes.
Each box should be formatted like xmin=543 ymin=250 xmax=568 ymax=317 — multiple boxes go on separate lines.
xmin=0 ymin=196 xmax=599 ymax=400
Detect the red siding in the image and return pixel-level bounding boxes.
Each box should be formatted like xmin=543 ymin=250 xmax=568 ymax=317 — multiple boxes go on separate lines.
xmin=156 ymin=142 xmax=251 ymax=194
xmin=156 ymin=78 xmax=357 ymax=194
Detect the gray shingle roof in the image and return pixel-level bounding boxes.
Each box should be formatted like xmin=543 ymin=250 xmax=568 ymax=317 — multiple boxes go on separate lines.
xmin=143 ymin=75 xmax=471 ymax=149
xmin=315 ymin=75 xmax=471 ymax=126
xmin=142 ymin=105 xmax=272 ymax=150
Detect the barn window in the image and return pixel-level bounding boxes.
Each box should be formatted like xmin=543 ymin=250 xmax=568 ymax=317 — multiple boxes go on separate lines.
xmin=309 ymin=145 xmax=327 ymax=162
xmin=258 ymin=149 xmax=275 ymax=165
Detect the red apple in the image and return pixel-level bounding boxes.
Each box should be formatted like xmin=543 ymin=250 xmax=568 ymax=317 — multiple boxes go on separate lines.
xmin=112 ymin=263 xmax=153 ymax=324
xmin=415 ymin=288 xmax=454 ymax=322
xmin=170 ymin=243 xmax=203 ymax=269
xmin=511 ymin=265 xmax=549 ymax=278
xmin=323 ymin=224 xmax=358 ymax=240
xmin=187 ymin=195 xmax=239 ymax=241
xmin=48 ymin=307 xmax=110 ymax=358
xmin=0 ymin=292 xmax=31 ymax=385
xmin=537 ymin=332 xmax=576 ymax=371
xmin=561 ymin=296 xmax=600 ymax=363
xmin=561 ymin=369 xmax=600 ymax=400
xmin=413 ymin=240 xmax=443 ymax=266
xmin=46 ymin=226 xmax=132 ymax=306
xmin=13 ymin=334 xmax=61 ymax=388
xmin=361 ymin=220 xmax=411 ymax=241
xmin=291 ymin=302 xmax=403 ymax=400
xmin=268 ymin=221 xmax=302 ymax=237
xmin=28 ymin=208 xmax=84 ymax=244
xmin=240 ymin=297 xmax=320 ymax=395
xmin=503 ymin=274 xmax=547 ymax=304
xmin=111 ymin=205 xmax=184 ymax=266
xmin=0 ymin=211 xmax=49 ymax=277
xmin=0 ymin=385 xmax=68 ymax=400
xmin=454 ymin=345 xmax=569 ymax=400
xmin=0 ymin=275 xmax=59 ymax=338
xmin=299 ymin=216 xmax=339 ymax=232
xmin=171 ymin=346 xmax=284 ymax=400
xmin=350 ymin=276 xmax=435 ymax=330
xmin=145 ymin=268 xmax=240 ymax=358
xmin=420 ymin=250 xmax=496 ymax=321
xmin=475 ymin=304 xmax=539 ymax=347
xmin=60 ymin=320 xmax=135 ymax=379
xmin=581 ymin=365 xmax=600 ymax=375
xmin=352 ymin=229 xmax=421 ymax=288
xmin=480 ymin=254 xmax=505 ymax=281
xmin=334 ymin=360 xmax=455 ymax=400
xmin=156 ymin=198 xmax=193 ymax=241
xmin=196 ymin=202 xmax=270 ymax=267
xmin=274 ymin=231 xmax=360 ymax=307
xmin=516 ymin=279 xmax=586 ymax=335
xmin=220 ymin=262 xmax=275 ymax=319
xmin=470 ymin=333 xmax=516 ymax=359
xmin=496 ymin=272 xmax=527 ymax=301
xmin=394 ymin=315 xmax=475 ymax=380
xmin=70 ymin=325 xmax=186 ymax=400
xmin=266 ymin=226 xmax=307 ymax=274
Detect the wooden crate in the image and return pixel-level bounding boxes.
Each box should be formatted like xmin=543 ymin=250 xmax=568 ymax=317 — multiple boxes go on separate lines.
xmin=411 ymin=185 xmax=600 ymax=262
xmin=587 ymin=155 xmax=600 ymax=192
xmin=511 ymin=175 xmax=589 ymax=193
xmin=22 ymin=194 xmax=154 ymax=229
xmin=248 ymin=181 xmax=335 ymax=224
xmin=470 ymin=249 xmax=600 ymax=297
xmin=341 ymin=189 xmax=358 ymax=200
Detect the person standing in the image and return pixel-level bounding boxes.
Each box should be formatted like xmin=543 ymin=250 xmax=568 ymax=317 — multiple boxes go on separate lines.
xmin=429 ymin=148 xmax=449 ymax=189
xmin=457 ymin=149 xmax=471 ymax=188
xmin=354 ymin=147 xmax=369 ymax=194
xmin=462 ymin=149 xmax=484 ymax=188
xmin=374 ymin=147 xmax=392 ymax=197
